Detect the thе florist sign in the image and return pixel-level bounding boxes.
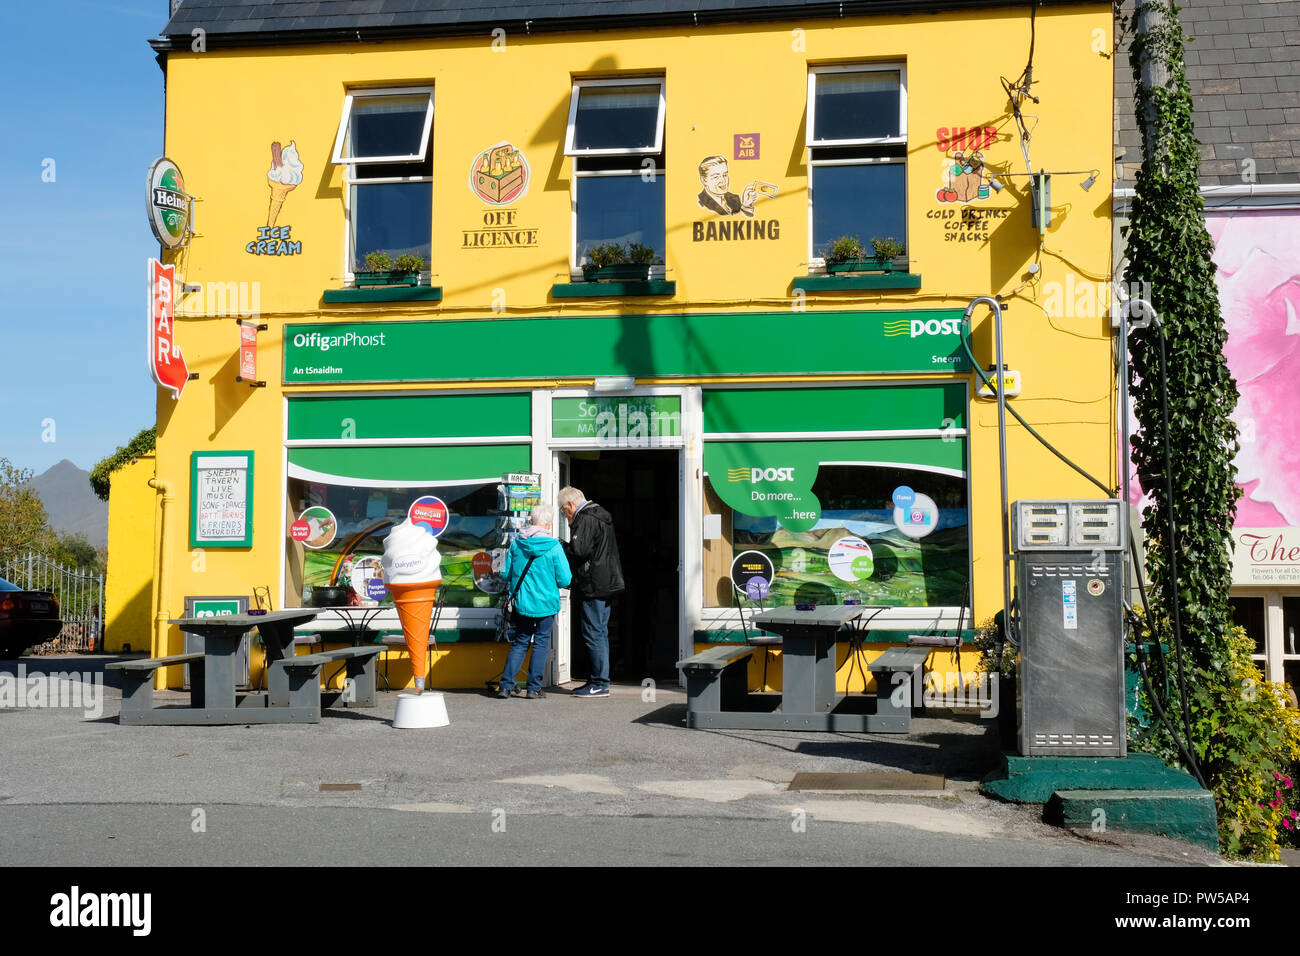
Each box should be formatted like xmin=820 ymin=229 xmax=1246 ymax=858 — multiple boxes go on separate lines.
xmin=283 ymin=312 xmax=969 ymax=384
xmin=1232 ymin=527 xmax=1300 ymax=586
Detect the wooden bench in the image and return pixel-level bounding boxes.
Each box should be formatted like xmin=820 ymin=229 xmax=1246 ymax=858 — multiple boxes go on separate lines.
xmin=677 ymin=645 xmax=755 ymax=727
xmin=866 ymin=646 xmax=932 ymax=732
xmin=267 ymin=646 xmax=383 ymax=718
xmin=107 ymin=653 xmax=206 ymax=720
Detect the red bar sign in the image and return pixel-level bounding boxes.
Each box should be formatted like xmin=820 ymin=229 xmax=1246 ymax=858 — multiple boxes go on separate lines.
xmin=149 ymin=259 xmax=190 ymax=399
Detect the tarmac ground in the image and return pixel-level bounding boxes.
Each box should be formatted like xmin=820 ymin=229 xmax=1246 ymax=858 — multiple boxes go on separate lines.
xmin=0 ymin=655 xmax=1239 ymax=870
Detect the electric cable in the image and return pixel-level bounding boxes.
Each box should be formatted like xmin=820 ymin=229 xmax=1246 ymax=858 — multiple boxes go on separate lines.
xmin=960 ymin=321 xmax=1112 ymax=496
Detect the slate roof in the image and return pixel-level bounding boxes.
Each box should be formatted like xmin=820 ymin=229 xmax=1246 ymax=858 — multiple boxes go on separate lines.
xmin=152 ymin=0 xmax=1086 ymax=49
xmin=1115 ymin=0 xmax=1300 ymax=188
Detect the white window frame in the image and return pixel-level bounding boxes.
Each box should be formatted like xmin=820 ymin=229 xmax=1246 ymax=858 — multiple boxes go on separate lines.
xmin=564 ymin=76 xmax=666 ymax=157
xmin=331 ymin=86 xmax=435 ymax=166
xmin=806 ymin=63 xmax=907 ymax=267
xmin=566 ymin=76 xmax=667 ymax=277
xmin=332 ymin=86 xmax=434 ymax=283
xmin=805 ymin=63 xmax=907 ymax=148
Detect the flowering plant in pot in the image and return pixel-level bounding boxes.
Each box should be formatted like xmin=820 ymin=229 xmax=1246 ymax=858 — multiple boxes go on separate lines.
xmin=355 ymin=251 xmax=425 ymax=287
xmin=580 ymin=242 xmax=661 ymax=281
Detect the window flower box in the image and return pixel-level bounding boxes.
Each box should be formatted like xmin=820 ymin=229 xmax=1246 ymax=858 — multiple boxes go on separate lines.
xmin=826 ymin=256 xmax=908 ymax=275
xmin=353 ymin=270 xmax=421 ymax=288
xmin=581 ymin=263 xmax=653 ymax=282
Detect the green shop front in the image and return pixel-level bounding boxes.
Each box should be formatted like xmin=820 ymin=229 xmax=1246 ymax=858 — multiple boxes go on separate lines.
xmin=279 ymin=310 xmax=975 ymax=688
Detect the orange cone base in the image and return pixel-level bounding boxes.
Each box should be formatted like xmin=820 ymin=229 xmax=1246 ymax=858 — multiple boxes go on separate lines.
xmin=387 ymin=581 xmax=438 ymax=685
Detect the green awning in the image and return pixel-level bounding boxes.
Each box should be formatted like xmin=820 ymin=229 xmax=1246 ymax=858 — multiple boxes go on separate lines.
xmin=287 ymin=445 xmax=530 ymax=487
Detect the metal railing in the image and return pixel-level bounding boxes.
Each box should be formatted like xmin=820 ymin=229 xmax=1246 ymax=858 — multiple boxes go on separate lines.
xmin=1 ymin=552 xmax=104 ymax=653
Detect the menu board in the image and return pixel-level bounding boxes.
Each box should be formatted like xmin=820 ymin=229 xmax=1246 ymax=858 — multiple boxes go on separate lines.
xmin=190 ymin=451 xmax=254 ymax=547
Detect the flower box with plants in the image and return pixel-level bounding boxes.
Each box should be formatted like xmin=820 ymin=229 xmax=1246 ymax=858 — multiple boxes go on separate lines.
xmin=580 ymin=242 xmax=663 ymax=282
xmin=822 ymin=235 xmax=908 ymax=274
xmin=354 ymin=251 xmax=425 ymax=287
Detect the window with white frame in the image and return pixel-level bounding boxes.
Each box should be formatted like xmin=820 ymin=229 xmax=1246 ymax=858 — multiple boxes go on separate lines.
xmin=564 ymin=78 xmax=666 ymax=274
xmin=331 ymin=87 xmax=434 ymax=276
xmin=806 ymin=65 xmax=907 ymax=265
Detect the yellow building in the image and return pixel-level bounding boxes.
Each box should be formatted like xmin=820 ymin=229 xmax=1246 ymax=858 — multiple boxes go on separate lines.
xmin=140 ymin=0 xmax=1117 ymax=692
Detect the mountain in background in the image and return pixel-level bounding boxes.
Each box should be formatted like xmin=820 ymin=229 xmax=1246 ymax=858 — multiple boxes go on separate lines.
xmin=27 ymin=460 xmax=108 ymax=549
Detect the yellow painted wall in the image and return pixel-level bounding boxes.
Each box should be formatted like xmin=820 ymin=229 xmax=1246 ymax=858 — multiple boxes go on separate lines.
xmin=150 ymin=5 xmax=1115 ymax=686
xmin=104 ymin=455 xmax=156 ymax=653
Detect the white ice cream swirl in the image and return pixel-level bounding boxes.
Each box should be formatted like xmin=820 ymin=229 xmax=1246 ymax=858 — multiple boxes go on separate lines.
xmin=268 ymin=140 xmax=304 ymax=185
xmin=381 ymin=519 xmax=443 ymax=584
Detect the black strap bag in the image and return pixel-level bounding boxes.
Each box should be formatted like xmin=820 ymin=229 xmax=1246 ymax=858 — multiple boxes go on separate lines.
xmin=495 ymin=554 xmax=537 ymax=642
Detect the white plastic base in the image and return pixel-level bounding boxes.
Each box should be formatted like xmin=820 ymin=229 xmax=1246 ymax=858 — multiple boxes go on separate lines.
xmin=392 ymin=691 xmax=450 ymax=729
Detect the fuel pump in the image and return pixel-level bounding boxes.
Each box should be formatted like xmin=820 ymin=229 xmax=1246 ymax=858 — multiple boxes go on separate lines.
xmin=1012 ymin=499 xmax=1127 ymax=756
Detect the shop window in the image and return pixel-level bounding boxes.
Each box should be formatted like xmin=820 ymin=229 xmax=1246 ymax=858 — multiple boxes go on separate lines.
xmin=331 ymin=87 xmax=434 ymax=276
xmin=284 ymin=477 xmax=502 ymax=610
xmin=564 ymin=78 xmax=666 ymax=274
xmin=703 ymin=463 xmax=968 ymax=608
xmin=806 ymin=65 xmax=907 ymax=265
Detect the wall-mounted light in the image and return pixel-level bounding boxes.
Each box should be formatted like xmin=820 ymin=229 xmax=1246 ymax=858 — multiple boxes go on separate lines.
xmin=988 ymin=178 xmax=1005 ymax=193
xmin=593 ymin=375 xmax=636 ymax=392
xmin=1080 ymin=170 xmax=1098 ymax=191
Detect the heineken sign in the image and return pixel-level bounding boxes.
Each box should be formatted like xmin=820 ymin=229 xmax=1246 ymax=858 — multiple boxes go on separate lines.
xmin=147 ymin=157 xmax=192 ymax=249
xmin=284 ymin=311 xmax=968 ymax=384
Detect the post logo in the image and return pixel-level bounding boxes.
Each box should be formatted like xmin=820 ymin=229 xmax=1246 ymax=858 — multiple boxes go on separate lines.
xmin=728 ymin=467 xmax=795 ymax=482
xmin=910 ymin=318 xmax=962 ymax=338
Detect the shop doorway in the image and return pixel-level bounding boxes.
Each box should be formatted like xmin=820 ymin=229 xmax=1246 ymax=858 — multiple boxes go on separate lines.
xmin=565 ymin=449 xmax=681 ymax=684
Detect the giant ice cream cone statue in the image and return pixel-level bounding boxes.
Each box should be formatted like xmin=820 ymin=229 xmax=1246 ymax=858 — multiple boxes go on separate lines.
xmin=267 ymin=140 xmax=304 ymax=227
xmin=381 ymin=520 xmax=442 ymax=692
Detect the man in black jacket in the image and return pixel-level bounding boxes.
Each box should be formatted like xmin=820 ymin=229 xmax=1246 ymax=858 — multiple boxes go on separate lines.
xmin=558 ymin=486 xmax=625 ymax=698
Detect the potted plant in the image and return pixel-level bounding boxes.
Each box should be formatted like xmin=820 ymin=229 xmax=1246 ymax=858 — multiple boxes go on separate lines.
xmin=822 ymin=235 xmax=908 ymax=274
xmin=973 ymin=614 xmax=1019 ymax=749
xmin=355 ymin=251 xmax=425 ymax=287
xmin=580 ymin=242 xmax=662 ymax=281
xmin=870 ymin=236 xmax=907 ymax=271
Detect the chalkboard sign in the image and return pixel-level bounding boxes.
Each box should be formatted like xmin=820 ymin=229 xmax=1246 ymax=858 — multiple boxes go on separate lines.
xmin=190 ymin=451 xmax=254 ymax=547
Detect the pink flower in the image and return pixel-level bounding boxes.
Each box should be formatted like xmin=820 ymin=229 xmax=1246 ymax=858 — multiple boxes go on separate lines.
xmin=1287 ymin=819 xmax=1295 ymax=830
xmin=1270 ymin=800 xmax=1282 ymax=809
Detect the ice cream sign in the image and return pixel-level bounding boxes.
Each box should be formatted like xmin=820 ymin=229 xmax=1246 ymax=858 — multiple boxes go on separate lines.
xmin=246 ymin=140 xmax=304 ymax=256
xmin=147 ymin=157 xmax=192 ymax=249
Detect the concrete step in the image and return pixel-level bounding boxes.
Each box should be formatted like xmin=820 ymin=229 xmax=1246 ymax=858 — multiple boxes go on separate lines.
xmin=1047 ymin=788 xmax=1219 ymax=852
xmin=981 ymin=752 xmax=1203 ymax=803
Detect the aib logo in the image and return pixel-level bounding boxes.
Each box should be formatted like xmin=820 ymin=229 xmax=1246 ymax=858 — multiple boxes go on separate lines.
xmin=728 ymin=466 xmax=795 ymax=483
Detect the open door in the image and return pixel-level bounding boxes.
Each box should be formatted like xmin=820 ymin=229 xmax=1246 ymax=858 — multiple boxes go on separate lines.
xmin=552 ymin=451 xmax=572 ymax=685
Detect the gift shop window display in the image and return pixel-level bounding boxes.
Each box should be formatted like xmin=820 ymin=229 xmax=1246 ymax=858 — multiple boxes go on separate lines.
xmin=703 ymin=464 xmax=970 ymax=609
xmin=284 ymin=477 xmax=503 ymax=609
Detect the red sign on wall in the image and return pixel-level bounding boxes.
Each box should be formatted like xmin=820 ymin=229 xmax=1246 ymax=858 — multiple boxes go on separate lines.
xmin=239 ymin=322 xmax=257 ymax=381
xmin=148 ymin=259 xmax=190 ymax=399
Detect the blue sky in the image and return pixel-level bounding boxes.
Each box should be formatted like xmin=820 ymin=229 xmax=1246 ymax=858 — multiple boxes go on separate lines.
xmin=0 ymin=0 xmax=164 ymax=479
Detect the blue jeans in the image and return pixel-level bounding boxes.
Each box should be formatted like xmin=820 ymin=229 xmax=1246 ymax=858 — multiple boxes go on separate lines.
xmin=501 ymin=614 xmax=554 ymax=693
xmin=577 ymin=596 xmax=611 ymax=688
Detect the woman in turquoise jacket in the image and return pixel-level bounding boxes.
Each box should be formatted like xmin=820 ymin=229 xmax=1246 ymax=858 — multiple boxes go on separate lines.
xmin=496 ymin=504 xmax=572 ymax=698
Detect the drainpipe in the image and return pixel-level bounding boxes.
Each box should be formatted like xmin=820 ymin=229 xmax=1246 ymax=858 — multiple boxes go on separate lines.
xmin=148 ymin=477 xmax=175 ymax=689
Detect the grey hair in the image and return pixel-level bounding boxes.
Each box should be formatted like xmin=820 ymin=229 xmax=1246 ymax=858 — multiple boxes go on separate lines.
xmin=530 ymin=503 xmax=555 ymax=527
xmin=557 ymin=486 xmax=586 ymax=509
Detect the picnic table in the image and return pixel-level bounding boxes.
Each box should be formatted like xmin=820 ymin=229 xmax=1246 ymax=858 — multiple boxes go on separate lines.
xmin=108 ymin=609 xmax=382 ymax=725
xmin=677 ymin=604 xmax=931 ymax=733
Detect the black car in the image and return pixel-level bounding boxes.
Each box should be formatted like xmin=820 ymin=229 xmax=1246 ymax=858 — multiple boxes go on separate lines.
xmin=0 ymin=576 xmax=61 ymax=659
